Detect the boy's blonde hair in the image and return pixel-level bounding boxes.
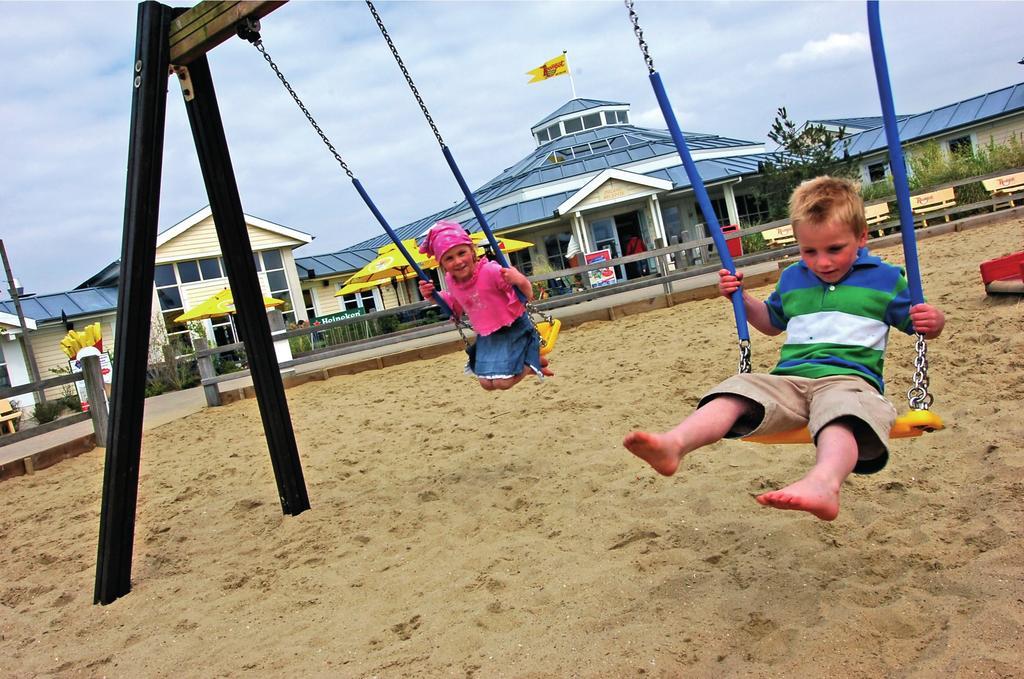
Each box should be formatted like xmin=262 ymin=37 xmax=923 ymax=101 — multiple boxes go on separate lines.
xmin=789 ymin=176 xmax=867 ymax=237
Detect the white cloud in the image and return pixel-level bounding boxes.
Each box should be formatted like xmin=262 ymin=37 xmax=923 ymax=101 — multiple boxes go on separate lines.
xmin=775 ymin=32 xmax=869 ymax=70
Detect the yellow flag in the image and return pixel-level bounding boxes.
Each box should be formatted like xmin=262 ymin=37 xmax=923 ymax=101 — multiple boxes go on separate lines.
xmin=526 ymin=53 xmax=569 ymax=84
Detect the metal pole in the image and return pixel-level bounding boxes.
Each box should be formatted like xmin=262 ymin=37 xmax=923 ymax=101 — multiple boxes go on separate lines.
xmin=95 ymin=0 xmax=174 ymax=606
xmin=0 ymin=240 xmax=45 ymax=404
xmin=180 ymin=54 xmax=310 ymax=516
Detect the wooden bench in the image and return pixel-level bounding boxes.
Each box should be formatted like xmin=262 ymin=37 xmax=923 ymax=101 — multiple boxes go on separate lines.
xmin=910 ymin=187 xmax=956 ymax=226
xmin=0 ymin=398 xmax=22 ymax=434
xmin=761 ymin=224 xmax=796 ymax=247
xmin=981 ymin=171 xmax=1024 ymax=210
xmin=864 ymin=201 xmax=892 ymax=236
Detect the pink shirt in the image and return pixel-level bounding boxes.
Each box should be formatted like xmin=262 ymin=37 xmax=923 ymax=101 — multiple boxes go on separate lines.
xmin=441 ymin=259 xmax=525 ymax=336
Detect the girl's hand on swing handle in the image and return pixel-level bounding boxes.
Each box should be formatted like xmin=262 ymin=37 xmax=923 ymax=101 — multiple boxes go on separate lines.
xmin=418 ymin=279 xmax=436 ymax=301
xmin=718 ymin=269 xmax=743 ymax=298
xmin=910 ymin=303 xmax=945 ymax=340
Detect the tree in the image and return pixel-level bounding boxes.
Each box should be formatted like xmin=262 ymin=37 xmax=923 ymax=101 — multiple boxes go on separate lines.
xmin=757 ymin=107 xmax=857 ymax=220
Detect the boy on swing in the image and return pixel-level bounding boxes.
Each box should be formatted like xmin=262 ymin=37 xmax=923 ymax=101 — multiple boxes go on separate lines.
xmin=624 ymin=177 xmax=945 ymax=520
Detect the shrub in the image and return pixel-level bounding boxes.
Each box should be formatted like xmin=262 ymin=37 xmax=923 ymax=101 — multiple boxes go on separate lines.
xmin=33 ymin=401 xmax=62 ymax=424
xmin=741 ymin=232 xmax=769 ymax=254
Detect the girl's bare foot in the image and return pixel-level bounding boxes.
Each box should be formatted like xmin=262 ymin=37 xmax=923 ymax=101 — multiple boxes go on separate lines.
xmin=622 ymin=431 xmax=685 ymax=476
xmin=756 ymin=476 xmax=841 ymax=521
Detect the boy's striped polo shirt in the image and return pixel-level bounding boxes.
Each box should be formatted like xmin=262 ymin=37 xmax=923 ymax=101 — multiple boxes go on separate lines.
xmin=765 ymin=248 xmax=914 ymax=393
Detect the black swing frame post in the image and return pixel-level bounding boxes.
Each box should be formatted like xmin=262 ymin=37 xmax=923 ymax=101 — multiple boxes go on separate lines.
xmin=95 ymin=0 xmax=304 ymax=606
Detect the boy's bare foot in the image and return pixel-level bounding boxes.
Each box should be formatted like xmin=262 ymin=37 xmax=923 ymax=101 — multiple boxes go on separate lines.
xmin=755 ymin=476 xmax=841 ymax=521
xmin=622 ymin=431 xmax=684 ymax=476
xmin=540 ymin=355 xmax=554 ymax=377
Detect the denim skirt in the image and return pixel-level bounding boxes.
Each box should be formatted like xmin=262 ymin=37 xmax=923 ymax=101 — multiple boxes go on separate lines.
xmin=466 ymin=313 xmax=542 ymax=380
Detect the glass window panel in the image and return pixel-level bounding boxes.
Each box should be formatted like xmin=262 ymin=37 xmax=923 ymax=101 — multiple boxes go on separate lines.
xmin=537 ymin=129 xmax=549 ymax=143
xmin=563 ymin=117 xmax=583 ymax=133
xmin=546 ymin=124 xmax=561 ymax=140
xmin=590 ymin=140 xmax=610 ymax=152
xmin=266 ymin=270 xmax=288 ymax=293
xmin=198 ymin=257 xmax=222 ymax=280
xmin=261 ymin=249 xmax=283 ymax=270
xmin=582 ymin=113 xmax=601 ymax=129
xmin=0 ymin=363 xmax=11 ymax=389
xmin=154 ymin=263 xmax=176 ymax=287
xmin=158 ymin=287 xmax=182 ymax=311
xmin=177 ymin=260 xmax=200 ymax=284
xmin=618 ymin=111 xmax=629 ymax=124
xmin=608 ymin=136 xmax=627 ymax=149
xmin=253 ymin=253 xmax=262 ymax=272
xmin=358 ymin=290 xmax=377 ymax=312
xmin=162 ymin=311 xmax=188 ymax=334
xmin=572 ymin=144 xmax=591 ymax=157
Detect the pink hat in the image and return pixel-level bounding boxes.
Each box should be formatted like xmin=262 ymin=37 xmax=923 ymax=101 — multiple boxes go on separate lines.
xmin=419 ymin=220 xmax=474 ymax=259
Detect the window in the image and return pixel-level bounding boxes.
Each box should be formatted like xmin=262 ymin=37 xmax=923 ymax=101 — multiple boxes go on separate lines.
xmin=546 ymin=151 xmax=568 ymax=164
xmin=735 ymin=194 xmax=770 ymax=225
xmin=867 ymin=162 xmax=888 ymax=183
xmin=582 ymin=113 xmax=602 ymax=129
xmin=948 ymin=135 xmax=972 ymax=156
xmin=259 ymin=249 xmax=295 ymax=324
xmin=0 ymin=352 xmax=10 ymax=389
xmin=337 ymin=289 xmax=378 ymax=313
xmin=545 ymin=123 xmax=562 ymax=141
xmin=605 ymin=110 xmax=628 ymax=125
xmin=154 ymin=263 xmax=192 ymax=353
xmin=708 ymin=197 xmax=729 ymax=225
xmin=563 ymin=117 xmax=583 ymax=134
xmin=509 ymin=249 xmax=533 ymax=276
xmin=536 ymin=128 xmax=550 ymax=144
xmin=660 ymin=204 xmax=683 ymax=243
xmin=302 ymin=288 xmax=316 ymax=320
xmin=544 ymin=233 xmax=572 ymax=271
xmin=175 ymin=257 xmax=224 ymax=284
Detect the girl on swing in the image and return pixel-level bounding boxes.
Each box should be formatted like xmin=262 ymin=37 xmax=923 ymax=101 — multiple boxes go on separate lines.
xmin=418 ymin=220 xmax=553 ymax=390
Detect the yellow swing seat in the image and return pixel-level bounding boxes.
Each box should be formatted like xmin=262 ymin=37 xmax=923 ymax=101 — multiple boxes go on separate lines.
xmin=743 ymin=409 xmax=944 ymax=445
xmin=536 ymin=318 xmax=561 ymax=356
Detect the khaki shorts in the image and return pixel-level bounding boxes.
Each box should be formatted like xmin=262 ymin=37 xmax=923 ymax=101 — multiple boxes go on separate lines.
xmin=699 ymin=374 xmax=897 ymax=474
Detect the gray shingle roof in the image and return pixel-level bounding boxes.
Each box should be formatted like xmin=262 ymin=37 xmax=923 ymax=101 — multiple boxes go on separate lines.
xmin=293 ymin=248 xmax=378 ymax=278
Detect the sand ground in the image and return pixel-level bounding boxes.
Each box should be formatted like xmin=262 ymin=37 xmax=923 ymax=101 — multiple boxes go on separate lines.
xmin=1 ymin=219 xmax=1022 ymax=677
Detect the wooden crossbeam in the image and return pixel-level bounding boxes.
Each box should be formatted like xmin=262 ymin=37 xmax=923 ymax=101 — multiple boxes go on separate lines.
xmin=169 ymin=1 xmax=286 ymax=65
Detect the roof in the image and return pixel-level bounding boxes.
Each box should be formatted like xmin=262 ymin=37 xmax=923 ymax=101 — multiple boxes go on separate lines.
xmin=0 ymin=287 xmax=119 ymax=324
xmin=293 ymin=248 xmax=379 ymax=279
xmin=532 ymin=98 xmax=628 ymax=129
xmin=841 ymin=81 xmax=1024 ymax=157
xmin=809 ymin=115 xmax=911 ymax=131
xmin=0 ymin=312 xmax=37 ymax=330
xmin=157 ymin=206 xmax=313 ymax=248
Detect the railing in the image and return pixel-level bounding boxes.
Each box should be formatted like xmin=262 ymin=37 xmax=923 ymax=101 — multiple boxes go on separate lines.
xmin=0 ymin=355 xmax=109 ymax=448
xmin=191 ymin=173 xmax=1023 ymax=404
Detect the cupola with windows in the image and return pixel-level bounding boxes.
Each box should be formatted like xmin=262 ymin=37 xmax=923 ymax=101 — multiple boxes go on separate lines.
xmin=530 ymin=98 xmax=631 ymax=146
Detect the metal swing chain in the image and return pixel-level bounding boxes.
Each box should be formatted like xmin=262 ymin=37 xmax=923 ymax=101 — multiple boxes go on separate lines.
xmin=906 ymin=334 xmax=933 ymax=410
xmin=624 ymin=0 xmax=656 ymax=75
xmin=236 ymin=19 xmax=354 ymax=181
xmin=365 ymin=0 xmax=553 ymax=347
xmin=365 ymin=1 xmax=445 ymax=149
xmin=738 ymin=339 xmax=752 ymax=374
xmin=235 ymin=18 xmax=474 ymax=347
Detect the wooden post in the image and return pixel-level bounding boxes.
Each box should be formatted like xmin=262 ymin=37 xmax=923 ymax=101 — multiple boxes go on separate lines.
xmin=161 ymin=344 xmax=179 ymax=389
xmin=193 ymin=338 xmax=221 ymax=407
xmin=655 ymin=237 xmax=673 ymax=299
xmin=81 ymin=355 xmax=109 ymax=448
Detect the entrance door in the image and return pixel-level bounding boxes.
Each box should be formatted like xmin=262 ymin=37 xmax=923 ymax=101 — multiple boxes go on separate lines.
xmin=614 ymin=211 xmax=650 ymax=279
xmin=589 ymin=217 xmax=624 ymax=281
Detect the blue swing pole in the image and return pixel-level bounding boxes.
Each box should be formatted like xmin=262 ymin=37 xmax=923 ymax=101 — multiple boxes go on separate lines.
xmin=867 ymin=0 xmax=924 ymax=305
xmin=237 ymin=25 xmax=455 ymax=319
xmin=624 ymin=0 xmax=749 ymax=346
xmin=365 ymin=0 xmax=531 ymax=307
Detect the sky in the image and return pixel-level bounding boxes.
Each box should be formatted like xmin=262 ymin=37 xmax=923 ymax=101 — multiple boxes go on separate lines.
xmin=1 ymin=0 xmax=1022 ymax=296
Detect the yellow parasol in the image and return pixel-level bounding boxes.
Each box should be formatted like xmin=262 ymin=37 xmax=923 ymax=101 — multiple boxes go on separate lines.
xmin=335 ymin=238 xmax=431 ymax=297
xmin=173 ymin=289 xmax=284 ymax=323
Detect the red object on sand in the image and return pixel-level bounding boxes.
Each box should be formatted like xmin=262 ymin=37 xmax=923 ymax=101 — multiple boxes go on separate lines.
xmin=979 ymin=251 xmax=1024 ymax=295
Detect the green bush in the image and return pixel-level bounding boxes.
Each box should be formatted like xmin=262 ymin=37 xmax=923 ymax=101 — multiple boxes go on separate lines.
xmin=145 ymin=380 xmax=169 ymax=398
xmin=741 ymin=232 xmax=769 ymax=254
xmin=33 ymin=401 xmax=63 ymax=424
xmin=59 ymin=393 xmax=82 ymax=412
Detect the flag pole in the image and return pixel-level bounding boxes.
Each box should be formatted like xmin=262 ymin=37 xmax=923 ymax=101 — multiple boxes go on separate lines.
xmin=564 ymin=50 xmax=578 ymax=98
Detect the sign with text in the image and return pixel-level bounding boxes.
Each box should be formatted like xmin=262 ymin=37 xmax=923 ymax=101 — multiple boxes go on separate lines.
xmin=313 ymin=308 xmax=366 ymax=325
xmin=585 ymin=249 xmax=617 ymax=288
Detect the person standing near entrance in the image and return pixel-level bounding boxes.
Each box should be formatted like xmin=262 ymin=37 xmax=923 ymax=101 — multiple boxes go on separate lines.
xmin=624 ymin=234 xmax=649 ymax=277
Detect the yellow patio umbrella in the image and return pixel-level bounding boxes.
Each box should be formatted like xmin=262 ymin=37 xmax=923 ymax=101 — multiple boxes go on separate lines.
xmin=173 ymin=288 xmax=285 ymax=323
xmin=335 ymin=238 xmax=430 ymax=297
xmin=421 ymin=233 xmax=534 ymax=269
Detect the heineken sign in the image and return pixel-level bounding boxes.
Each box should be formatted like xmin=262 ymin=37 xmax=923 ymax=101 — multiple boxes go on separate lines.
xmin=313 ymin=309 xmax=365 ymax=325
